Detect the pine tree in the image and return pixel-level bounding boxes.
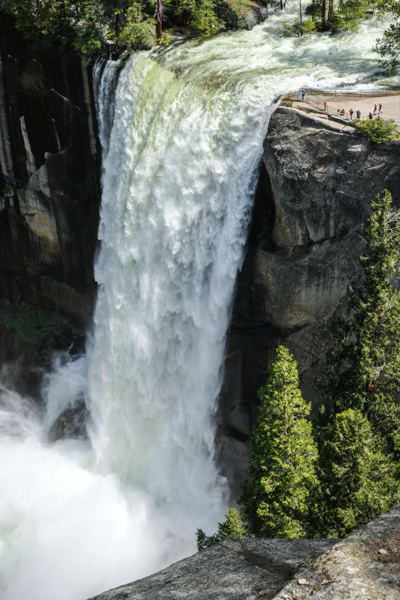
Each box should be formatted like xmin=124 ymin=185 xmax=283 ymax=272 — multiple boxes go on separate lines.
xmin=196 ymin=508 xmax=246 ymax=551
xmin=238 ymin=346 xmax=319 ymax=538
xmin=320 ymin=189 xmax=400 ymax=456
xmin=318 ymin=409 xmax=400 ymax=537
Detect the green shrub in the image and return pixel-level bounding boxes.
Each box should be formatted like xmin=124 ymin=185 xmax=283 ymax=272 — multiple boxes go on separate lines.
xmin=0 ymin=306 xmax=57 ymax=345
xmin=354 ymin=117 xmax=400 ymax=143
xmin=285 ymin=101 xmax=293 ymax=107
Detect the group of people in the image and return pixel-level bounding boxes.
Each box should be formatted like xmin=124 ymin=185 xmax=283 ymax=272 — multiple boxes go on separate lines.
xmin=300 ymin=90 xmax=386 ymax=123
xmin=368 ymin=103 xmax=383 ymax=121
xmin=337 ymin=107 xmax=361 ymax=119
xmin=336 ymin=102 xmax=383 ymax=121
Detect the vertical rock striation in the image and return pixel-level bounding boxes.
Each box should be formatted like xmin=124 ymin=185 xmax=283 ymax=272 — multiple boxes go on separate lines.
xmin=0 ymin=13 xmax=102 ymax=326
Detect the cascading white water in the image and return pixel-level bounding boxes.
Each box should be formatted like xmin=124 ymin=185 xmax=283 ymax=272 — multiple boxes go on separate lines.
xmin=0 ymin=12 xmax=397 ymax=600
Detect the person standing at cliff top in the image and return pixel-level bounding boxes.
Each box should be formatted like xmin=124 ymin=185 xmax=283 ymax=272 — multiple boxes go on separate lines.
xmin=374 ymin=103 xmax=377 ymax=114
xmin=302 ymin=89 xmax=305 ymax=101
xmin=357 ymin=109 xmax=361 ymax=119
xmin=350 ymin=108 xmax=354 ymax=120
xmin=369 ymin=112 xmax=373 ymax=119
xmin=324 ymin=101 xmax=327 ymax=110
xmin=379 ymin=103 xmax=382 ymax=113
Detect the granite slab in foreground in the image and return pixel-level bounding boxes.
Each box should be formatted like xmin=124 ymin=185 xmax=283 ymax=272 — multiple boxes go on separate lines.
xmin=89 ymin=504 xmax=400 ymax=600
xmin=89 ymin=538 xmax=337 ymax=600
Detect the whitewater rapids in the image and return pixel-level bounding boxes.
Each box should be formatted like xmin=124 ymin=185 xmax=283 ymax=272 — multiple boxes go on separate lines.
xmin=0 ymin=12 xmax=397 ymax=600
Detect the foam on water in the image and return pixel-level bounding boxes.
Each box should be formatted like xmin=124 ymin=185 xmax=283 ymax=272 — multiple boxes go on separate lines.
xmin=0 ymin=12 xmax=397 ymax=600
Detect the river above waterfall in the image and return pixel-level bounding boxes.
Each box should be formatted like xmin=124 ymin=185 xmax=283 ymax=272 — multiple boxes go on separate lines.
xmin=0 ymin=11 xmax=398 ymax=600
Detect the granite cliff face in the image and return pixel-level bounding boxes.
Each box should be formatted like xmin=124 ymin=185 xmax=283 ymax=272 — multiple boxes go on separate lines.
xmin=0 ymin=13 xmax=101 ymax=325
xmin=218 ymin=105 xmax=400 ymax=496
xmin=0 ymin=14 xmax=102 ymax=393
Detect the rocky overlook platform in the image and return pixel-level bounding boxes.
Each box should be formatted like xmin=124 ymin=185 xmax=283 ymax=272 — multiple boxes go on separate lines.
xmin=89 ymin=504 xmax=400 ymax=600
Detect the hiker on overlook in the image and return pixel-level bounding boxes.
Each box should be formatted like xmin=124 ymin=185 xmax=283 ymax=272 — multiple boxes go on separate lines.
xmin=369 ymin=112 xmax=373 ymax=119
xmin=356 ymin=109 xmax=361 ymax=119
xmin=379 ymin=103 xmax=382 ymax=113
xmin=301 ymin=89 xmax=306 ymax=101
xmin=350 ymin=108 xmax=354 ymax=120
xmin=324 ymin=101 xmax=327 ymax=110
xmin=374 ymin=103 xmax=377 ymax=114
xmin=340 ymin=108 xmax=345 ymax=116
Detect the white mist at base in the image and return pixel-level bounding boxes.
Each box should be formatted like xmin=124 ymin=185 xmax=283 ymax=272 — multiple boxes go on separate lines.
xmin=0 ymin=12 xmax=397 ymax=600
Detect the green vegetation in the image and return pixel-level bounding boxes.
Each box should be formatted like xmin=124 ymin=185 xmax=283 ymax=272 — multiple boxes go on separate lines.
xmin=318 ymin=409 xmax=399 ymax=537
xmin=0 ymin=306 xmax=58 ymax=345
xmin=197 ymin=191 xmax=400 ymax=548
xmin=319 ymin=189 xmax=400 ymax=456
xmin=0 ymin=0 xmax=249 ymax=61
xmin=238 ymin=346 xmax=319 ymax=538
xmin=353 ymin=118 xmax=400 ymax=143
xmin=196 ymin=508 xmax=246 ymax=550
xmin=375 ymin=0 xmax=400 ymax=72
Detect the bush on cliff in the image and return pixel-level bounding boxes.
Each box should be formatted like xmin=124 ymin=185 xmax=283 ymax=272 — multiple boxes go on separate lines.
xmin=353 ymin=118 xmax=400 ymax=143
xmin=238 ymin=346 xmax=319 ymax=538
xmin=317 ymin=409 xmax=400 ymax=537
xmin=319 ymin=189 xmax=400 ymax=458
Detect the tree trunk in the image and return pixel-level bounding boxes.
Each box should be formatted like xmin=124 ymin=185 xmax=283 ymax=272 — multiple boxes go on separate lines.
xmin=299 ymin=0 xmax=303 ymax=33
xmin=156 ymin=0 xmax=163 ymax=41
xmin=321 ymin=0 xmax=326 ymax=28
xmin=328 ymin=0 xmax=334 ymax=23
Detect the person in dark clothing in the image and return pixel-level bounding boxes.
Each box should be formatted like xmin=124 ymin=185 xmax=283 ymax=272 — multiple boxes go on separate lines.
xmin=369 ymin=112 xmax=373 ymax=119
xmin=350 ymin=108 xmax=354 ymax=119
xmin=356 ymin=109 xmax=361 ymax=119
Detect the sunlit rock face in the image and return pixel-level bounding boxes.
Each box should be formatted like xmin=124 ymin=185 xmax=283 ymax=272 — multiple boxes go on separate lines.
xmin=0 ymin=13 xmax=101 ymax=325
xmin=219 ymin=106 xmax=400 ymax=497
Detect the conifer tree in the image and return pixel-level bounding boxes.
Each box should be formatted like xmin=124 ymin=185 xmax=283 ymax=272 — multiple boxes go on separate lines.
xmin=196 ymin=508 xmax=246 ymax=550
xmin=238 ymin=346 xmax=319 ymax=538
xmin=320 ymin=189 xmax=400 ymax=456
xmin=318 ymin=409 xmax=400 ymax=537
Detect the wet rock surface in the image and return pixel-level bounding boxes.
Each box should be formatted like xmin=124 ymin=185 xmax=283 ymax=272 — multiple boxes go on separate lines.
xmin=0 ymin=305 xmax=85 ymax=398
xmin=48 ymin=398 xmax=89 ymax=442
xmin=89 ymin=538 xmax=337 ymax=600
xmin=0 ymin=13 xmax=101 ymax=326
xmin=219 ymin=105 xmax=400 ymax=496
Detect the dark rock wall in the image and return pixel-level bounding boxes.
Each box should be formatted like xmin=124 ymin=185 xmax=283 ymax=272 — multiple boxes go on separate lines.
xmin=0 ymin=13 xmax=101 ymax=326
xmin=219 ymin=106 xmax=400 ymax=498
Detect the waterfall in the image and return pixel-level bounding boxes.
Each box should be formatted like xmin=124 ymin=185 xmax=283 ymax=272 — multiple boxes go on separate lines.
xmin=88 ymin=53 xmax=264 ymax=525
xmin=0 ymin=12 xmax=394 ymax=600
